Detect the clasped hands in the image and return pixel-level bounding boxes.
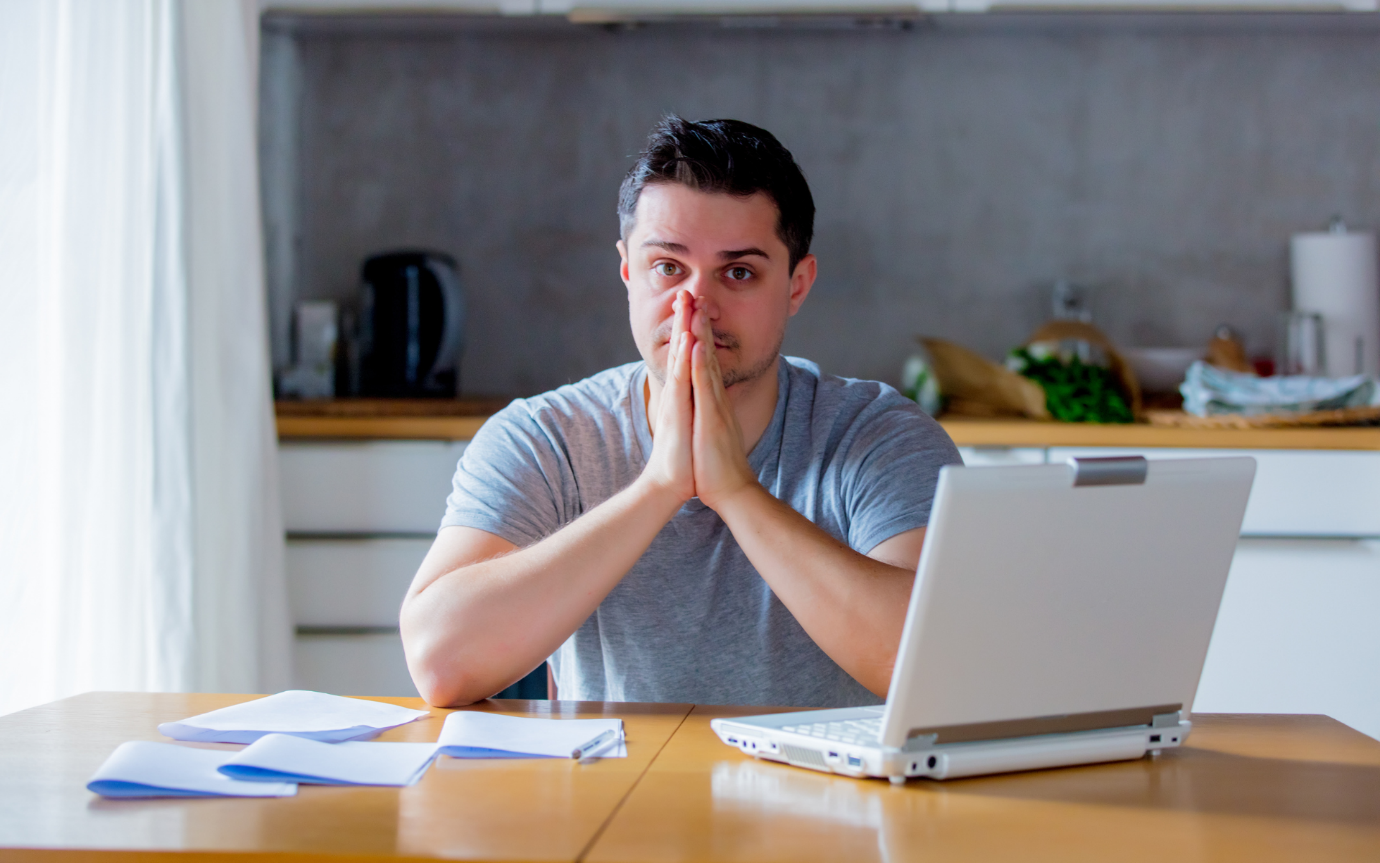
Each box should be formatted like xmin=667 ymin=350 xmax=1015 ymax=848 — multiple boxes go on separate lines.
xmin=643 ymin=289 xmax=759 ymax=511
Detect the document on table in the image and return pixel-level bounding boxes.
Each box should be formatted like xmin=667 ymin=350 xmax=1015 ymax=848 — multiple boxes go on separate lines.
xmin=87 ymin=741 xmax=297 ymax=799
xmin=158 ymin=690 xmax=430 ymax=744
xmin=435 ymin=711 xmax=626 ymax=759
xmin=219 ymin=734 xmax=439 ymax=786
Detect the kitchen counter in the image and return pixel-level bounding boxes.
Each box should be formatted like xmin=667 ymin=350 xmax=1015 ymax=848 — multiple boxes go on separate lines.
xmin=275 ymin=401 xmax=1380 ymax=450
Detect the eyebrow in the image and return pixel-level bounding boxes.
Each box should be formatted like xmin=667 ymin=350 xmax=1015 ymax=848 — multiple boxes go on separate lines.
xmin=640 ymin=239 xmax=771 ymax=261
xmin=719 ymin=247 xmax=770 ymax=261
xmin=641 ymin=239 xmax=689 ymax=253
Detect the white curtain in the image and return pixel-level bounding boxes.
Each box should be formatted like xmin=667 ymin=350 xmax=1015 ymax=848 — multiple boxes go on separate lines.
xmin=0 ymin=0 xmax=292 ymax=716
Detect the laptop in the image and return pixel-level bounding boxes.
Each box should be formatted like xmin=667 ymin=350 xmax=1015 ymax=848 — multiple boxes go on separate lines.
xmin=711 ymin=455 xmax=1255 ymax=783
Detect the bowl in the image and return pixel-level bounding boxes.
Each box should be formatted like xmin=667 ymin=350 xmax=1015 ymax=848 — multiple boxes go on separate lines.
xmin=1122 ymin=347 xmax=1203 ymax=394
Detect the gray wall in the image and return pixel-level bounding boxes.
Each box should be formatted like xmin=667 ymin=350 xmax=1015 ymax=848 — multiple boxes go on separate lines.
xmin=261 ymin=14 xmax=1380 ymax=397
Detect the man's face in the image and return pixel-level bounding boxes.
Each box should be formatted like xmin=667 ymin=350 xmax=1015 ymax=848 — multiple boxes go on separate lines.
xmin=618 ymin=183 xmax=814 ymax=389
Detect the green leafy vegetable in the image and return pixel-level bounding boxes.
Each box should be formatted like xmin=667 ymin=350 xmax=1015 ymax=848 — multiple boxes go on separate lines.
xmin=1008 ymin=346 xmax=1133 ymax=424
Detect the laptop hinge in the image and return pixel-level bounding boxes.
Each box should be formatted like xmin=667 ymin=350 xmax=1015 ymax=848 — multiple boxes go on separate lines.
xmin=1152 ymin=709 xmax=1184 ymax=728
xmin=1068 ymin=456 xmax=1148 ymax=487
xmin=907 ymin=703 xmax=1182 ymax=745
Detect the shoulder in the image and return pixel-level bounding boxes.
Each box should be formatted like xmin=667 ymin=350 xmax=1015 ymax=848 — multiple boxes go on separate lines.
xmin=479 ymin=362 xmax=642 ymax=442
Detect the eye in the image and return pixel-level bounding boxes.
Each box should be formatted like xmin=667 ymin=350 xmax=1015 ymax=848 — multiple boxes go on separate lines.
xmin=654 ymin=261 xmax=681 ymax=277
xmin=726 ymin=266 xmax=753 ymax=282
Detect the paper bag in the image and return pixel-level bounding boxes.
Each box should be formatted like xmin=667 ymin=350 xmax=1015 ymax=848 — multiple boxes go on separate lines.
xmin=919 ymin=337 xmax=1050 ymax=420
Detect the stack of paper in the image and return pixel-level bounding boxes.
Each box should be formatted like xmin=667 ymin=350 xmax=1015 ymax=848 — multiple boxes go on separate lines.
xmin=158 ymin=690 xmax=429 ymax=744
xmin=89 ymin=701 xmax=626 ymax=800
xmin=87 ymin=742 xmax=297 ymax=799
xmin=436 ymin=712 xmax=626 ymax=759
xmin=219 ymin=734 xmax=439 ymax=787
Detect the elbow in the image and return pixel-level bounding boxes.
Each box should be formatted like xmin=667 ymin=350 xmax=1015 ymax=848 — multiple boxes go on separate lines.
xmin=400 ymin=610 xmax=489 ymax=708
xmin=405 ymin=642 xmax=491 ymax=708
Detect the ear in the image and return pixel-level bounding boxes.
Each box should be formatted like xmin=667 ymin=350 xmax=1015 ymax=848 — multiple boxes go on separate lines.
xmin=617 ymin=239 xmax=631 ymax=290
xmin=786 ymin=254 xmax=816 ymax=317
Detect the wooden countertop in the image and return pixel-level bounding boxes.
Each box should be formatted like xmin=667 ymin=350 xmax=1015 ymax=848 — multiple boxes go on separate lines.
xmin=276 ymin=401 xmax=1380 ymax=450
xmin=6 ymin=693 xmax=1380 ymax=862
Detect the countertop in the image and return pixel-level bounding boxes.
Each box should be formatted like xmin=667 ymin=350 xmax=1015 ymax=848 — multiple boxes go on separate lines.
xmin=275 ymin=400 xmax=1380 ymax=451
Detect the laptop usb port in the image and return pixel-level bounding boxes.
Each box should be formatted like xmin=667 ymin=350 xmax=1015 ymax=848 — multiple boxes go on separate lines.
xmin=1149 ymin=734 xmax=1161 ymax=743
xmin=826 ymin=751 xmax=839 ymax=759
xmin=727 ymin=737 xmax=738 ymax=744
xmin=846 ymin=754 xmax=863 ymax=768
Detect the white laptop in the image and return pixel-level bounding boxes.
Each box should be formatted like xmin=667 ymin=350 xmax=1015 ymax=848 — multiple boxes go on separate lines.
xmin=712 ymin=455 xmax=1256 ymax=783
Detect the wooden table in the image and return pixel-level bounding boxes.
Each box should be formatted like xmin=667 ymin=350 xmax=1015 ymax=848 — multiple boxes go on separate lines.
xmin=589 ymin=705 xmax=1380 ymax=862
xmin=0 ymin=693 xmax=691 ymax=862
xmin=4 ymin=694 xmax=1380 ymax=862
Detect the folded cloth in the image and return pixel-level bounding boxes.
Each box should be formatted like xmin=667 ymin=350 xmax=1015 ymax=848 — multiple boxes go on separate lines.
xmin=88 ymin=741 xmax=297 ymax=799
xmin=159 ymin=690 xmax=430 ymax=744
xmin=218 ymin=734 xmax=439 ymax=786
xmin=1180 ymin=361 xmax=1378 ymax=416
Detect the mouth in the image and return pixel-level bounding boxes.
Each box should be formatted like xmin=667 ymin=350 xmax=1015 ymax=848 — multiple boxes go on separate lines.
xmin=651 ymin=328 xmax=736 ymax=354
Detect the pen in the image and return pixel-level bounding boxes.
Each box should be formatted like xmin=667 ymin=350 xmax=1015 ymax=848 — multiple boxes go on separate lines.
xmin=571 ymin=727 xmax=622 ymax=760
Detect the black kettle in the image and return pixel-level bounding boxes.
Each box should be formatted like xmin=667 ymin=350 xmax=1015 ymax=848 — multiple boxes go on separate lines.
xmin=358 ymin=250 xmax=466 ymax=397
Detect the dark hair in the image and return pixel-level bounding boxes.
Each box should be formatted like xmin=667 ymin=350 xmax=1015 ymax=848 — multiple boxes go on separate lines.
xmin=618 ymin=116 xmax=815 ymax=272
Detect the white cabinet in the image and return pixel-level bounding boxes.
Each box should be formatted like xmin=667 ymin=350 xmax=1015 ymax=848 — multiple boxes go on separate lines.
xmin=1195 ymin=539 xmax=1380 ymax=742
xmin=280 ymin=440 xmax=464 ymax=697
xmin=1048 ymin=448 xmax=1380 ymax=537
xmin=294 ymin=632 xmax=419 ymax=699
xmin=280 ymin=440 xmax=466 ymax=534
xmin=1047 ymin=446 xmax=1380 ymax=741
xmin=951 ymin=0 xmax=1376 ymax=11
xmin=287 ymin=537 xmax=431 ymax=628
xmin=957 ymin=446 xmax=1047 ymax=467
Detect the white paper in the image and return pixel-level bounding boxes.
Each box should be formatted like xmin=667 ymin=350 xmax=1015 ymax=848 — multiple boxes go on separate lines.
xmin=219 ymin=734 xmax=439 ymax=786
xmin=158 ymin=690 xmax=430 ymax=744
xmin=88 ymin=741 xmax=297 ymax=799
xmin=435 ymin=711 xmax=626 ymax=759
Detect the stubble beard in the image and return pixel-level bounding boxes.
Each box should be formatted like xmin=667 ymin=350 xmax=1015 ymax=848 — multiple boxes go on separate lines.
xmin=646 ymin=326 xmax=783 ymax=391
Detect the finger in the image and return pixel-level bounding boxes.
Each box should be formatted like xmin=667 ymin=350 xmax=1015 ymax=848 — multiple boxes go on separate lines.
xmin=693 ymin=305 xmax=728 ymax=383
xmin=674 ymin=332 xmax=692 ymax=384
xmin=689 ymin=339 xmax=705 ymax=404
xmin=672 ymin=290 xmax=691 ymax=349
xmin=690 ymin=339 xmax=715 ymax=418
xmin=667 ymin=322 xmax=682 ymax=378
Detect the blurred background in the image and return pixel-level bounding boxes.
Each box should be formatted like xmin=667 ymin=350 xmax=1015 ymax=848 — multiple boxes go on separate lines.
xmin=262 ymin=13 xmax=1380 ymax=395
xmin=2 ymin=2 xmax=1378 ymax=739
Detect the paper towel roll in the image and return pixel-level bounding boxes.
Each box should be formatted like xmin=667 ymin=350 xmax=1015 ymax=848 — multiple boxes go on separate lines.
xmin=1290 ymin=230 xmax=1380 ymax=377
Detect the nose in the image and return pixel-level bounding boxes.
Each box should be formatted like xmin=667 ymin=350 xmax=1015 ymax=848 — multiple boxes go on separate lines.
xmin=681 ymin=273 xmax=720 ymax=319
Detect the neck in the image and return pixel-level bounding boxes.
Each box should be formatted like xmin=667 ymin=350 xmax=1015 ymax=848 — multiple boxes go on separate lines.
xmin=645 ymin=355 xmax=781 ymax=454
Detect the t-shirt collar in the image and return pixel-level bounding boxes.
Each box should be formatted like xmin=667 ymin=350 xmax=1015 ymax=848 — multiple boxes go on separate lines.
xmin=629 ymin=357 xmax=790 ymax=487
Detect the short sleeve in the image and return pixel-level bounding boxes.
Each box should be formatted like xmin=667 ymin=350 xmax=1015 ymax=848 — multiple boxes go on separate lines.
xmin=439 ymin=401 xmax=574 ymax=547
xmin=839 ymin=400 xmax=962 ymax=554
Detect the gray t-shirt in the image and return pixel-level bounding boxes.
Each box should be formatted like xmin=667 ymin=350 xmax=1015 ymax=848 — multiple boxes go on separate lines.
xmin=441 ymin=356 xmax=961 ymax=707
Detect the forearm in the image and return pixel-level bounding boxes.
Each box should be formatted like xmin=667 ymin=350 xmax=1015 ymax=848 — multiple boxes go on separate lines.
xmin=714 ymin=485 xmax=914 ymax=696
xmin=400 ymin=477 xmax=683 ymax=706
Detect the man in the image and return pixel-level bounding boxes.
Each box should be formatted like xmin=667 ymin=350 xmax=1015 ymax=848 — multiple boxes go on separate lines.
xmin=400 ymin=117 xmax=960 ymax=708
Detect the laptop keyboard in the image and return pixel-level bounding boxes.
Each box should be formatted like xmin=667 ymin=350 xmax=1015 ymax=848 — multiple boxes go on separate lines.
xmin=778 ymin=717 xmax=882 ymax=747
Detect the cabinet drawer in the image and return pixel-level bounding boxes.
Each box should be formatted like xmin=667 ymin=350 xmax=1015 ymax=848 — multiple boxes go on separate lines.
xmin=1194 ymin=538 xmax=1380 ymax=741
xmin=287 ymin=537 xmax=430 ymax=627
xmin=279 ymin=441 xmax=466 ymax=533
xmin=957 ymin=446 xmax=1047 ymax=467
xmin=1048 ymin=448 xmax=1380 ymax=537
xmin=294 ymin=632 xmax=419 ymax=698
